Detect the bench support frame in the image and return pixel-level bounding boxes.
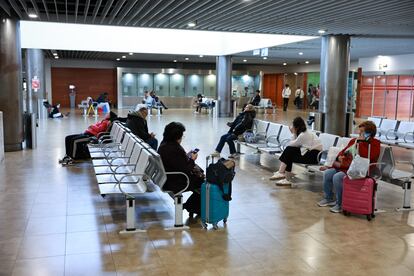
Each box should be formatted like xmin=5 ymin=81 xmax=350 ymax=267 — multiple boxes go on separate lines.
xmin=397 ymin=180 xmax=414 ymax=211
xmin=119 ymin=197 xmax=146 ymax=234
xmin=164 ymin=195 xmax=190 ymax=231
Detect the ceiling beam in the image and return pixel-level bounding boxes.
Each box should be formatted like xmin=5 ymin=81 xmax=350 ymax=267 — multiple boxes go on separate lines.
xmin=131 ymin=0 xmax=164 ymax=26
xmin=7 ymin=0 xmax=23 ymax=18
xmin=0 ymin=0 xmax=10 ymax=16
xmin=107 ymin=0 xmax=127 ymax=25
xmin=91 ymin=0 xmax=102 ymax=24
xmin=53 ymin=0 xmax=58 ymax=21
xmin=74 ymin=0 xmax=79 ymax=22
xmin=115 ymin=0 xmax=138 ymax=25
xmin=41 ymin=0 xmax=49 ymax=20
xmin=83 ymin=0 xmax=90 ymax=23
xmin=29 ymin=0 xmax=42 ymax=21
xmin=99 ymin=0 xmax=114 ymax=24
xmin=123 ymin=0 xmax=151 ymax=26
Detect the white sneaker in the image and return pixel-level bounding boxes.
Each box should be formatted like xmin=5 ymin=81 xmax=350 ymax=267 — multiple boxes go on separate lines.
xmin=275 ymin=179 xmax=292 ymax=186
xmin=210 ymin=151 xmax=221 ymax=158
xmin=317 ymin=198 xmax=337 ymax=207
xmin=330 ymin=204 xmax=342 ymax=213
xmin=228 ymin=153 xmax=239 ymax=159
xmin=269 ymin=172 xmax=285 ymax=180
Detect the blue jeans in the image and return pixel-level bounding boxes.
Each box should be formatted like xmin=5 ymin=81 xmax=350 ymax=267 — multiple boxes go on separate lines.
xmin=147 ymin=137 xmax=158 ymax=150
xmin=215 ymin=133 xmax=237 ymax=154
xmin=323 ymin=168 xmax=346 ymax=206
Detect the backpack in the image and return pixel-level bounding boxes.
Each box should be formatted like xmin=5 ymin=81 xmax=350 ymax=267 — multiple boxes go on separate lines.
xmin=206 ymin=158 xmax=236 ymax=201
xmin=243 ymin=131 xmax=256 ymax=143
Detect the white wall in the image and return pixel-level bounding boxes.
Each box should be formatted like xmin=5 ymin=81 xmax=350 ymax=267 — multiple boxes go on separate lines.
xmin=359 ymin=53 xmax=414 ymax=73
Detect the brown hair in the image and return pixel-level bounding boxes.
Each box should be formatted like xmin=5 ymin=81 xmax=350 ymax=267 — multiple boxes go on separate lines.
xmin=358 ymin=121 xmax=377 ymax=137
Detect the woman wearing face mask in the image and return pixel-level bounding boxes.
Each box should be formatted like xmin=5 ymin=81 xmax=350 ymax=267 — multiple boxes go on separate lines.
xmin=317 ymin=121 xmax=381 ymax=213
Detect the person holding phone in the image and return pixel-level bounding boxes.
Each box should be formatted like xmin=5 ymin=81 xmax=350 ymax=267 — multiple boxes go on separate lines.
xmin=317 ymin=121 xmax=381 ymax=213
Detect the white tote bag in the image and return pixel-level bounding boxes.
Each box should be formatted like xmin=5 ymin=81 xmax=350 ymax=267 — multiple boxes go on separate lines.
xmin=347 ymin=142 xmax=371 ymax=180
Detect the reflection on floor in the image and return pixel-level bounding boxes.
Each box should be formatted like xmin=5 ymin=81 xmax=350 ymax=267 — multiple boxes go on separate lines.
xmin=0 ymin=108 xmax=414 ymax=276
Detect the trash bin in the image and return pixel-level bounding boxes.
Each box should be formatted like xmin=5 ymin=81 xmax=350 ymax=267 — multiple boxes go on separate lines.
xmin=39 ymin=99 xmax=48 ymax=119
xmin=69 ymin=93 xmax=76 ymax=109
xmin=24 ymin=112 xmax=37 ymax=149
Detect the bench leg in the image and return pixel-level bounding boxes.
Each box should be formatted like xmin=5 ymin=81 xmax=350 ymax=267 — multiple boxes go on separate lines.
xmin=164 ymin=195 xmax=190 ymax=231
xmin=236 ymin=143 xmax=241 ymax=154
xmin=397 ymin=181 xmax=414 ymax=211
xmin=119 ymin=197 xmax=146 ymax=234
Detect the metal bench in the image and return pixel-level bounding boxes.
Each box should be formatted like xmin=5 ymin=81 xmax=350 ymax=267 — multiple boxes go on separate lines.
xmin=235 ymin=119 xmax=270 ymax=151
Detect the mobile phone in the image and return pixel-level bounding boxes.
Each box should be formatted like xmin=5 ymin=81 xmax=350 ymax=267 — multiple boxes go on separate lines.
xmin=192 ymin=148 xmax=200 ymax=154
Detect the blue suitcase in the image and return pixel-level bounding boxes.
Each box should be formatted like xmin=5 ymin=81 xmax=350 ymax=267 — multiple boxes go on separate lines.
xmin=201 ymin=181 xmax=229 ymax=230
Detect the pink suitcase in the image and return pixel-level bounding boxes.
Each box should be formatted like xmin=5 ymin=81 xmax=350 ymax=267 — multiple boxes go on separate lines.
xmin=342 ymin=176 xmax=377 ymax=221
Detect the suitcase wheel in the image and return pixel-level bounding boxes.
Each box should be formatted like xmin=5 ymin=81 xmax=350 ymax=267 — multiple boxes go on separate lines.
xmin=366 ymin=215 xmax=372 ymax=221
xmin=372 ymin=214 xmax=376 ymax=218
xmin=343 ymin=210 xmax=350 ymax=216
xmin=212 ymin=223 xmax=219 ymax=230
xmin=201 ymin=221 xmax=208 ymax=229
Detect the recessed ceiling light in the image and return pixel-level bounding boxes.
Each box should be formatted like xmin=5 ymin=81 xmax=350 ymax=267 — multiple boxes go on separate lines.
xmin=199 ymin=55 xmax=203 ymax=58
xmin=122 ymin=56 xmax=126 ymax=58
xmin=185 ymin=57 xmax=189 ymax=60
xmin=129 ymin=52 xmax=133 ymax=55
xmin=52 ymin=52 xmax=58 ymax=56
xmin=298 ymin=52 xmax=303 ymax=55
xmin=173 ymin=59 xmax=177 ymax=62
xmin=294 ymin=72 xmax=298 ymax=75
xmin=116 ymin=58 xmax=120 ymax=61
xmin=28 ymin=10 xmax=38 ymax=18
xmin=318 ymin=29 xmax=326 ymax=34
xmin=54 ymin=56 xmax=59 ymax=59
xmin=243 ymin=59 xmax=247 ymax=62
xmin=187 ymin=21 xmax=197 ymax=27
xmin=282 ymin=62 xmax=287 ymax=66
xmin=263 ymin=57 xmax=267 ymax=60
xmin=305 ymin=61 xmax=310 ymax=64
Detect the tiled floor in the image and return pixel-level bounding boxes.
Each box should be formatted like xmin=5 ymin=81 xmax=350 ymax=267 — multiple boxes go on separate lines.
xmin=0 ymin=108 xmax=414 ymax=276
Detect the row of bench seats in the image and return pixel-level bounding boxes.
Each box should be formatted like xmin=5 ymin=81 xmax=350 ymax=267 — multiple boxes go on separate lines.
xmin=236 ymin=119 xmax=414 ymax=211
xmin=355 ymin=117 xmax=414 ymax=149
xmin=88 ymin=122 xmax=191 ymax=232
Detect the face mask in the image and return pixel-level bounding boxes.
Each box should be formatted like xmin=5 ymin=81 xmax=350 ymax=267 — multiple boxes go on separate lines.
xmin=364 ymin=132 xmax=371 ymax=139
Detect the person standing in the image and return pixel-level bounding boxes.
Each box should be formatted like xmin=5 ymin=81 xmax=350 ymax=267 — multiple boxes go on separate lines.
xmin=307 ymin=84 xmax=314 ymax=109
xmin=282 ymin=84 xmax=291 ymax=111
xmin=295 ymin=86 xmax=304 ymax=109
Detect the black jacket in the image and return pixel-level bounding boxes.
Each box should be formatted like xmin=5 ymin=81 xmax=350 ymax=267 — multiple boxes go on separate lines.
xmin=250 ymin=95 xmax=261 ymax=106
xmin=126 ymin=112 xmax=151 ymax=141
xmin=229 ymin=110 xmax=256 ymax=136
xmin=158 ymin=141 xmax=199 ymax=193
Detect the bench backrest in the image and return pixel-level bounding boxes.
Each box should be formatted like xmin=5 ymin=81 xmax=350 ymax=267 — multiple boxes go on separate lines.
xmin=144 ymin=148 xmax=168 ymax=189
xmin=258 ymin=98 xmax=272 ymax=107
xmin=278 ymin=125 xmax=292 ymax=143
xmin=379 ymin=119 xmax=398 ymax=134
xmin=318 ymin=133 xmax=339 ymax=151
xmin=368 ymin=117 xmax=383 ymax=129
xmin=253 ymin=120 xmax=270 ymax=137
xmin=396 ymin=121 xmax=414 ymax=136
xmin=133 ymin=143 xmax=151 ymax=175
xmin=123 ymin=133 xmax=137 ymax=157
xmin=337 ymin=137 xmax=352 ymax=149
xmin=267 ymin=123 xmax=282 ymax=138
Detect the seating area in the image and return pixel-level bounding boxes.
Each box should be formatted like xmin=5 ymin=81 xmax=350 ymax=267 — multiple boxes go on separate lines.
xmin=87 ymin=122 xmax=190 ymax=232
xmin=236 ymin=118 xmax=414 ymax=211
xmin=352 ymin=117 xmax=414 ymax=149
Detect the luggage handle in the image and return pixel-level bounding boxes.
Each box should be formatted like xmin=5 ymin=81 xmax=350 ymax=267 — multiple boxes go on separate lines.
xmin=206 ymin=155 xmax=215 ymax=171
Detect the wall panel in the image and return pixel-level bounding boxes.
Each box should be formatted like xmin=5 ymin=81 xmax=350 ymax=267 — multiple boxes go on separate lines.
xmin=51 ymin=68 xmax=117 ymax=107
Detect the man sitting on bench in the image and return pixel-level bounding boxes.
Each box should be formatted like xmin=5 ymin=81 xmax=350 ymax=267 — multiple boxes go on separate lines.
xmin=126 ymin=105 xmax=158 ymax=150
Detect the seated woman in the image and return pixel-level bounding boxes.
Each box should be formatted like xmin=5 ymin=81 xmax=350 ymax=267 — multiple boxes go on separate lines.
xmin=158 ymin=122 xmax=204 ymax=213
xmin=317 ymin=120 xmax=380 ymax=213
xmin=270 ymin=117 xmax=322 ymax=186
xmin=211 ymin=104 xmax=256 ymax=159
xmin=194 ymin=94 xmax=208 ymax=113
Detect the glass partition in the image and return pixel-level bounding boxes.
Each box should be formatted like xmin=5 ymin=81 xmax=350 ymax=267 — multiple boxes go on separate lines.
xmin=122 ymin=73 xmax=138 ymax=96
xmin=204 ymin=74 xmax=216 ymax=97
xmin=169 ymin=74 xmax=185 ymax=97
xmin=154 ymin=73 xmax=169 ymax=96
xmin=137 ymin=73 xmax=153 ymax=97
xmin=186 ymin=74 xmax=203 ymax=97
xmin=232 ymin=75 xmax=255 ymax=97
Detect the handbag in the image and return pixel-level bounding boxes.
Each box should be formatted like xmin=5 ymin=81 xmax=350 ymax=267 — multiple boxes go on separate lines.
xmin=347 ymin=142 xmax=371 ymax=180
xmin=243 ymin=131 xmax=256 ymax=143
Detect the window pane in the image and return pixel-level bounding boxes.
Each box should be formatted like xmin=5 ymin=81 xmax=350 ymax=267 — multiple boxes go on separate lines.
xmin=186 ymin=74 xmax=203 ymax=97
xmin=154 ymin=73 xmax=169 ymax=96
xmin=122 ymin=73 xmax=138 ymax=96
xmin=137 ymin=73 xmax=153 ymax=97
xmin=169 ymin=74 xmax=185 ymax=97
xmin=204 ymin=74 xmax=216 ymax=97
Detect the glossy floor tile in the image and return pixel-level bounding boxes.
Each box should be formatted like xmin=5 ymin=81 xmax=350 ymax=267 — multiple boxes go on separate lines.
xmin=0 ymin=108 xmax=413 ymax=276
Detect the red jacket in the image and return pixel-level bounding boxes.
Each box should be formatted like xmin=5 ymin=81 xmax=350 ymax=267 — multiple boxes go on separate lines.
xmin=333 ymin=137 xmax=381 ymax=172
xmin=85 ymin=120 xmax=111 ymax=137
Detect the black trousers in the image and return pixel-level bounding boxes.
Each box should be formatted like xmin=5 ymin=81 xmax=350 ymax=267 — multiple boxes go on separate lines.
xmin=279 ymin=146 xmax=320 ymax=172
xmin=65 ymin=133 xmax=91 ymax=159
xmin=283 ymin=98 xmax=289 ymax=111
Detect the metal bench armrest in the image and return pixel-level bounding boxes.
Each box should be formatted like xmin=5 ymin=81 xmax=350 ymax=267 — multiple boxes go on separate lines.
xmin=164 ymin=172 xmax=190 ymax=197
xmin=403 ymin=132 xmax=414 ymax=143
xmin=385 ymin=129 xmax=398 ymax=140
